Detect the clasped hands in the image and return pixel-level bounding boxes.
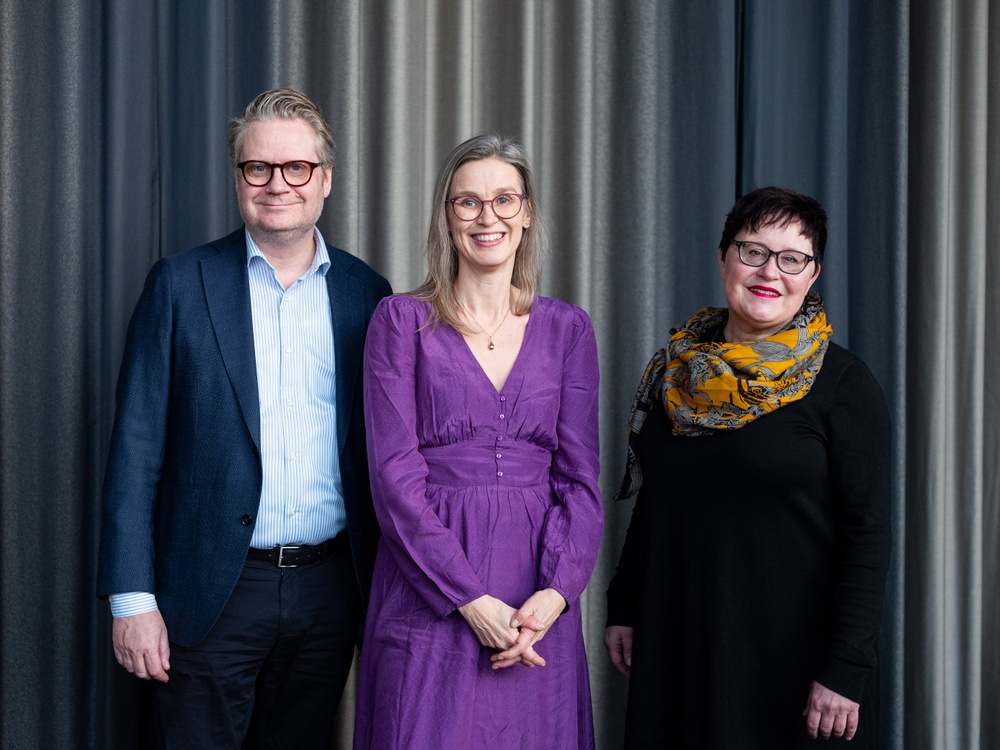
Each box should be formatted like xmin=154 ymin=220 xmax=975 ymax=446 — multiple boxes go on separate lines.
xmin=458 ymin=588 xmax=566 ymax=670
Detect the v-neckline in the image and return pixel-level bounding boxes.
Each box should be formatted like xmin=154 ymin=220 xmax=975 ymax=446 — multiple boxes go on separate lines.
xmin=452 ymin=302 xmax=536 ymax=396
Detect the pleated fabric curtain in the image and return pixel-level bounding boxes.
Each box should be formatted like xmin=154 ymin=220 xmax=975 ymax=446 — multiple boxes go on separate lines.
xmin=0 ymin=1 xmax=997 ymax=748
xmin=907 ymin=0 xmax=1000 ymax=748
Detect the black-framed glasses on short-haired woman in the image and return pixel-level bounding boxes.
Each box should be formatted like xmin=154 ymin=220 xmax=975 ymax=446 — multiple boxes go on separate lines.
xmin=731 ymin=240 xmax=816 ymax=275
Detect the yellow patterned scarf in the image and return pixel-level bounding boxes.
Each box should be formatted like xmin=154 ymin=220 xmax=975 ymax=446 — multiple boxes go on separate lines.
xmin=615 ymin=292 xmax=831 ymax=499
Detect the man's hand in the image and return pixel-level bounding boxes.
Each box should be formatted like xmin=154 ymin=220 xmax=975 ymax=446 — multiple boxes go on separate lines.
xmin=803 ymin=680 xmax=860 ymax=740
xmin=112 ymin=609 xmax=171 ymax=682
xmin=604 ymin=625 xmax=633 ymax=677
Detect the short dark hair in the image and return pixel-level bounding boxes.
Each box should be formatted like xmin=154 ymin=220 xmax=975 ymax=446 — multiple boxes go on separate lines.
xmin=718 ymin=186 xmax=827 ymax=265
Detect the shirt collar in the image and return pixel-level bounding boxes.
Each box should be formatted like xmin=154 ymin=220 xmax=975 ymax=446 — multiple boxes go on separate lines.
xmin=245 ymin=227 xmax=331 ymax=277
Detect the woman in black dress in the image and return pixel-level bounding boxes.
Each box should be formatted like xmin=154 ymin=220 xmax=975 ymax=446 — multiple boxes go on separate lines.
xmin=605 ymin=187 xmax=891 ymax=748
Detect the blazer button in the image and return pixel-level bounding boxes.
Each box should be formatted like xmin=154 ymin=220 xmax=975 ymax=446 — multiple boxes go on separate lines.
xmin=241 ymin=514 xmax=253 ymax=526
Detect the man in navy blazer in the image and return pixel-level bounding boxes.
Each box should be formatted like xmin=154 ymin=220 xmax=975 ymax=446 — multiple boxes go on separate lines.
xmin=97 ymin=89 xmax=391 ymax=748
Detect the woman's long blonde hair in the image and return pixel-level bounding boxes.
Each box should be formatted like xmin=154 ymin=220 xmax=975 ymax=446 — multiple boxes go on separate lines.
xmin=411 ymin=134 xmax=548 ymax=329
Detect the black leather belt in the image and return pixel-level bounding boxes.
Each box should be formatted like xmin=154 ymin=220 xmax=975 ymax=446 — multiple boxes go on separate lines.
xmin=246 ymin=532 xmax=347 ymax=568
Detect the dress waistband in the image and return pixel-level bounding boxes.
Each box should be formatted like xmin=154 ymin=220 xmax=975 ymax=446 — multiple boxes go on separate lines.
xmin=422 ymin=440 xmax=550 ymax=486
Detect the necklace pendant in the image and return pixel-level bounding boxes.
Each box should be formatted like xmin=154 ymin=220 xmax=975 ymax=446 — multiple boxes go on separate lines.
xmin=463 ymin=303 xmax=510 ymax=353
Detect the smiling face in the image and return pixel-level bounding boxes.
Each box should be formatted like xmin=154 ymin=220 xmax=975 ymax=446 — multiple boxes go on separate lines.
xmin=447 ymin=157 xmax=531 ymax=278
xmin=720 ymin=219 xmax=821 ymax=341
xmin=235 ymin=118 xmax=331 ymax=245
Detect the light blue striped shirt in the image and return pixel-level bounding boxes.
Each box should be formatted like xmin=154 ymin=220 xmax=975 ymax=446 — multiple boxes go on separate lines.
xmin=111 ymin=228 xmax=343 ymax=618
xmin=246 ymin=228 xmax=344 ymax=548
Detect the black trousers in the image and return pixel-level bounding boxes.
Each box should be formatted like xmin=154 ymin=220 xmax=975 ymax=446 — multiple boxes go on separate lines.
xmin=154 ymin=546 xmax=360 ymax=750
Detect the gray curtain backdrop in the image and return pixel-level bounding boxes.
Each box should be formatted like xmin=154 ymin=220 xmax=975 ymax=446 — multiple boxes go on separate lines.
xmin=0 ymin=0 xmax=993 ymax=748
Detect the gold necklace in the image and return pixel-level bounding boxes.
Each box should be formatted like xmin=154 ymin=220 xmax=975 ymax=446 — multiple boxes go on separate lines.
xmin=464 ymin=306 xmax=511 ymax=350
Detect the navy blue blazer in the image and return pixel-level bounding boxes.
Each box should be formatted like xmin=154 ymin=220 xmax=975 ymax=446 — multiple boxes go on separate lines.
xmin=96 ymin=228 xmax=392 ymax=647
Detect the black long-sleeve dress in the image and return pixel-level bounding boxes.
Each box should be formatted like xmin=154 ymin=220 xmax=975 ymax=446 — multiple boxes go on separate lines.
xmin=607 ymin=342 xmax=891 ymax=749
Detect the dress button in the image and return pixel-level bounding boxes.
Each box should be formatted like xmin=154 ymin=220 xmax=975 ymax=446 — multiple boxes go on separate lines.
xmin=240 ymin=514 xmax=253 ymax=526
xmin=496 ymin=453 xmax=502 ymax=459
xmin=499 ymin=414 xmax=505 ymax=420
xmin=500 ymin=395 xmax=506 ymax=402
xmin=497 ymin=435 xmax=503 ymax=441
xmin=497 ymin=471 xmax=503 ymax=477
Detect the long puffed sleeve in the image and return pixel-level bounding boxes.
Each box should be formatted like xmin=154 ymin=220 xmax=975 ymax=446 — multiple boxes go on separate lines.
xmin=537 ymin=306 xmax=604 ymax=606
xmin=363 ymin=298 xmax=487 ymax=618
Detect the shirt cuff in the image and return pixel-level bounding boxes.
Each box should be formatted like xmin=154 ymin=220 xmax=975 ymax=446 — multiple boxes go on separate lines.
xmin=109 ymin=592 xmax=159 ymax=618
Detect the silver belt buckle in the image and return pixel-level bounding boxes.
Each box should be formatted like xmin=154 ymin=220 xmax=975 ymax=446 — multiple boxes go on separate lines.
xmin=277 ymin=544 xmax=302 ymax=568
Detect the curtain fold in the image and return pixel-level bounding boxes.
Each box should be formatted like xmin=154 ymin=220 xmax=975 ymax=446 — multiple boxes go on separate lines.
xmin=0 ymin=1 xmax=996 ymax=748
xmin=983 ymin=6 xmax=1000 ymax=746
xmin=845 ymin=4 xmax=911 ymax=747
xmin=906 ymin=1 xmax=996 ymax=748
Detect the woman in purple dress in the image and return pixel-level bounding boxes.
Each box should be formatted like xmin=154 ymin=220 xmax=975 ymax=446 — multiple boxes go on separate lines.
xmin=353 ymin=134 xmax=603 ymax=749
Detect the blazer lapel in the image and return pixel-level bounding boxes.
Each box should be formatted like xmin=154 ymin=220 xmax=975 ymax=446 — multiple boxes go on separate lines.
xmin=201 ymin=230 xmax=261 ymax=453
xmin=327 ymin=264 xmax=366 ymax=458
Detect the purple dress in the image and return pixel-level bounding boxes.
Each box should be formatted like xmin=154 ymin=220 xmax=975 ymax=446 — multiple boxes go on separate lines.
xmin=354 ymin=295 xmax=602 ymax=749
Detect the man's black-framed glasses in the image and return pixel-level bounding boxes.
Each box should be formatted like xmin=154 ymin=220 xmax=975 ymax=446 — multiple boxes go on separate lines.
xmin=731 ymin=240 xmax=816 ymax=275
xmin=448 ymin=193 xmax=525 ymax=221
xmin=237 ymin=160 xmax=322 ymax=187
